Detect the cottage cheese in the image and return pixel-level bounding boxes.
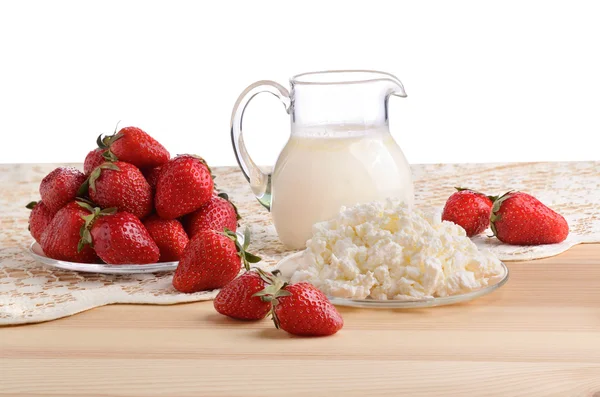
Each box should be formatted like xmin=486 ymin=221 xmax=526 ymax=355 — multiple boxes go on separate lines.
xmin=289 ymin=199 xmax=505 ymax=300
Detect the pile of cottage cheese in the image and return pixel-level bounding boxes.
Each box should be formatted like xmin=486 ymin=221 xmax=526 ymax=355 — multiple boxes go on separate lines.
xmin=289 ymin=199 xmax=505 ymax=300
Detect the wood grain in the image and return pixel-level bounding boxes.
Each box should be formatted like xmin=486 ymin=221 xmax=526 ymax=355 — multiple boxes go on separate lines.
xmin=2 ymin=244 xmax=600 ymax=397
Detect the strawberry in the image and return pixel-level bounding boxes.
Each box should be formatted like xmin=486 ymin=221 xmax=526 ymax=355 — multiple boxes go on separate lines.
xmin=155 ymin=155 xmax=214 ymax=219
xmin=81 ymin=162 xmax=153 ymax=219
xmin=26 ymin=201 xmax=54 ymax=244
xmin=84 ymin=147 xmax=119 ymax=176
xmin=214 ymin=269 xmax=277 ymax=320
xmin=173 ymin=228 xmax=260 ymax=293
xmin=183 ymin=193 xmax=240 ymax=238
xmin=79 ymin=207 xmax=160 ymax=264
xmin=142 ymin=165 xmax=163 ymax=190
xmin=256 ymin=282 xmax=343 ymax=337
xmin=40 ymin=201 xmax=98 ymax=263
xmin=98 ymin=126 xmax=170 ymax=169
xmin=442 ymin=187 xmax=494 ymax=237
xmin=39 ymin=167 xmax=87 ymax=213
xmin=143 ymin=215 xmax=189 ymax=262
xmin=490 ymin=191 xmax=569 ymax=245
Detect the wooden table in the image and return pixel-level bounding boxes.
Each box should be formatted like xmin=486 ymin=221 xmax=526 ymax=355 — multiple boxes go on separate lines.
xmin=2 ymin=244 xmax=600 ymax=396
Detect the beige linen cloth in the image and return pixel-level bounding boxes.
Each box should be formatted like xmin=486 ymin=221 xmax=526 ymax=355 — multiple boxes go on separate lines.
xmin=1 ymin=162 xmax=598 ymax=325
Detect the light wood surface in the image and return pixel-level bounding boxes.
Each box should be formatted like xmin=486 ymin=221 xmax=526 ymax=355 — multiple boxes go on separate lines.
xmin=2 ymin=244 xmax=600 ymax=397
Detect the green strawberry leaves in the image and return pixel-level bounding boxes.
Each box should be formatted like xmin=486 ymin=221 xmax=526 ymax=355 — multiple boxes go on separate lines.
xmin=251 ymin=268 xmax=291 ymax=330
xmin=25 ymin=201 xmax=38 ymax=210
xmin=222 ymin=227 xmax=261 ymax=270
xmin=76 ymin=202 xmax=117 ymax=252
xmin=78 ymin=163 xmax=121 ymax=196
xmin=96 ymin=122 xmax=123 ymax=162
xmin=489 ymin=190 xmax=514 ymax=237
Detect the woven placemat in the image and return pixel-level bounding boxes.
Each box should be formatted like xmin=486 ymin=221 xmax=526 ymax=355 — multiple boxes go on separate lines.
xmin=1 ymin=162 xmax=598 ymax=325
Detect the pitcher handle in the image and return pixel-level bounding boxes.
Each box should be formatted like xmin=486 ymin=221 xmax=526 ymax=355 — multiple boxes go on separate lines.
xmin=230 ymin=80 xmax=291 ymax=210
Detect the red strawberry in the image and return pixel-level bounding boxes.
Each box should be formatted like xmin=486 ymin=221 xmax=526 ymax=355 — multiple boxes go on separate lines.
xmin=257 ymin=282 xmax=343 ymax=337
xmin=143 ymin=215 xmax=189 ymax=262
xmin=81 ymin=208 xmax=160 ymax=264
xmin=142 ymin=165 xmax=163 ymax=190
xmin=40 ymin=201 xmax=98 ymax=263
xmin=83 ymin=148 xmax=115 ymax=176
xmin=26 ymin=201 xmax=54 ymax=243
xmin=490 ymin=191 xmax=569 ymax=245
xmin=39 ymin=167 xmax=87 ymax=213
xmin=442 ymin=188 xmax=494 ymax=237
xmin=82 ymin=162 xmax=153 ymax=219
xmin=183 ymin=193 xmax=240 ymax=238
xmin=214 ymin=269 xmax=275 ymax=320
xmin=155 ymin=155 xmax=214 ymax=219
xmin=98 ymin=126 xmax=170 ymax=169
xmin=173 ymin=228 xmax=260 ymax=293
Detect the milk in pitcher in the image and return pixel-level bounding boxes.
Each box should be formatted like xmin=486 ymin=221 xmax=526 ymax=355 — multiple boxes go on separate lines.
xmin=271 ymin=125 xmax=414 ymax=249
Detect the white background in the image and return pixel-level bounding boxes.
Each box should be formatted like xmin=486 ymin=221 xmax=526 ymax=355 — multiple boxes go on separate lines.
xmin=1 ymin=0 xmax=598 ymax=167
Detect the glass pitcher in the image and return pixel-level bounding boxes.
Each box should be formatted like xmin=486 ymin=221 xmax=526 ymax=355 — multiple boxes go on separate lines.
xmin=231 ymin=70 xmax=414 ymax=250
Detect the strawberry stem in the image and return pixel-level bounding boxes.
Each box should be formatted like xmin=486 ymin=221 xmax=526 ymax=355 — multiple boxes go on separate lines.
xmin=489 ymin=190 xmax=514 ymax=238
xmin=222 ymin=227 xmax=261 ymax=270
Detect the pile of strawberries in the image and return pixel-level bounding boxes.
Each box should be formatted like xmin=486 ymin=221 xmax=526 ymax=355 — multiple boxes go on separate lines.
xmin=27 ymin=125 xmax=238 ymax=266
xmin=27 ymin=125 xmax=344 ymax=337
xmin=442 ymin=187 xmax=569 ymax=244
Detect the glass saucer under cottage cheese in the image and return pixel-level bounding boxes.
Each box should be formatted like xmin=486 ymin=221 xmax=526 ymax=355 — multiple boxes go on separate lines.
xmin=289 ymin=198 xmax=505 ymax=300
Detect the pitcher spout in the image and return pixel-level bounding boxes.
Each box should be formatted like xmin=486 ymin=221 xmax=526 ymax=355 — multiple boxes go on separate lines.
xmin=386 ymin=74 xmax=407 ymax=98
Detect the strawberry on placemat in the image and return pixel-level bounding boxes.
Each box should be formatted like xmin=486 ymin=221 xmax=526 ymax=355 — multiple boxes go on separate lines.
xmin=172 ymin=228 xmax=260 ymax=293
xmin=142 ymin=165 xmax=163 ymax=190
xmin=490 ymin=191 xmax=569 ymax=245
xmin=143 ymin=215 xmax=189 ymax=262
xmin=78 ymin=205 xmax=160 ymax=264
xmin=26 ymin=201 xmax=54 ymax=244
xmin=183 ymin=193 xmax=240 ymax=238
xmin=83 ymin=148 xmax=112 ymax=176
xmin=155 ymin=155 xmax=214 ymax=219
xmin=40 ymin=201 xmax=98 ymax=263
xmin=39 ymin=167 xmax=87 ymax=214
xmin=442 ymin=187 xmax=494 ymax=237
xmin=97 ymin=126 xmax=170 ymax=169
xmin=80 ymin=161 xmax=153 ymax=220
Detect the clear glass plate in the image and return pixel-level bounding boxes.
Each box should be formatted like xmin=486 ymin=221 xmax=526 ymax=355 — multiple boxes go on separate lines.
xmin=28 ymin=231 xmax=244 ymax=274
xmin=275 ymin=252 xmax=509 ymax=309
xmin=29 ymin=242 xmax=178 ymax=274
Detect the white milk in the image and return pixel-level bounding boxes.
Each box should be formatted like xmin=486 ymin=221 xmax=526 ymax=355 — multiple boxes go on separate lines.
xmin=271 ymin=126 xmax=414 ymax=249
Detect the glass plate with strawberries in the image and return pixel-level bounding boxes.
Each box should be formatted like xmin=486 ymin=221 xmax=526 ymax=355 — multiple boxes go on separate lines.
xmin=29 ymin=230 xmax=245 ymax=275
xmin=28 ymin=241 xmax=177 ymax=274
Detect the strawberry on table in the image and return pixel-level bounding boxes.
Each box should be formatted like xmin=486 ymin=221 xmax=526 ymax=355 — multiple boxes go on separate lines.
xmin=155 ymin=155 xmax=214 ymax=219
xmin=173 ymin=228 xmax=260 ymax=293
xmin=97 ymin=126 xmax=170 ymax=169
xmin=183 ymin=193 xmax=240 ymax=238
xmin=143 ymin=215 xmax=189 ymax=262
xmin=39 ymin=167 xmax=87 ymax=214
xmin=255 ymin=281 xmax=344 ymax=337
xmin=40 ymin=201 xmax=98 ymax=263
xmin=490 ymin=191 xmax=569 ymax=245
xmin=442 ymin=187 xmax=494 ymax=237
xmin=79 ymin=207 xmax=160 ymax=264
xmin=81 ymin=161 xmax=153 ymax=220
xmin=214 ymin=269 xmax=276 ymax=320
xmin=26 ymin=201 xmax=54 ymax=244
